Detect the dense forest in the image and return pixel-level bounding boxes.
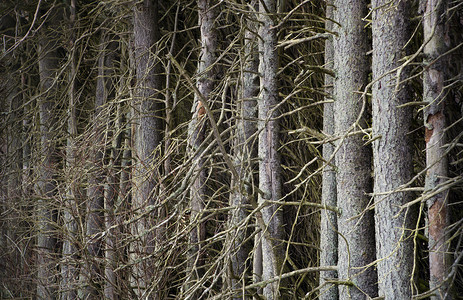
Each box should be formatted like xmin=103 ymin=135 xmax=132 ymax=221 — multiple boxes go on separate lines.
xmin=0 ymin=0 xmax=462 ymax=299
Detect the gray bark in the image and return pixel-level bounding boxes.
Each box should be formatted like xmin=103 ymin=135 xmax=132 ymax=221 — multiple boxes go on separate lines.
xmin=37 ymin=8 xmax=61 ymax=298
xmin=319 ymin=2 xmax=338 ymax=299
xmin=184 ymin=0 xmax=219 ymax=296
xmin=226 ymin=1 xmax=259 ymax=298
xmin=256 ymin=0 xmax=284 ymax=298
xmin=421 ymin=0 xmax=451 ymax=298
xmin=131 ymin=0 xmax=162 ymax=298
xmin=372 ymin=1 xmax=415 ymax=298
xmin=333 ymin=0 xmax=377 ymax=298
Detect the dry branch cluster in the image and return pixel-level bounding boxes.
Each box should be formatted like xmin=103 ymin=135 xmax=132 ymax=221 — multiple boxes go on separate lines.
xmin=0 ymin=0 xmax=462 ymax=299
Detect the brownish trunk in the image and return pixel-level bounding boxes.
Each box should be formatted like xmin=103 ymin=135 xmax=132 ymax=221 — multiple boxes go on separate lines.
xmin=131 ymin=0 xmax=162 ymax=298
xmin=421 ymin=0 xmax=451 ymax=298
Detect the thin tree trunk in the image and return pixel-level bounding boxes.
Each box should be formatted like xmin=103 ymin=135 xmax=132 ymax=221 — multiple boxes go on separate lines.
xmin=227 ymin=1 xmax=259 ymax=297
xmin=131 ymin=0 xmax=161 ymax=298
xmin=333 ymin=0 xmax=377 ymax=298
xmin=61 ymin=1 xmax=78 ymax=298
xmin=184 ymin=0 xmax=219 ymax=296
xmin=372 ymin=0 xmax=415 ymax=298
xmin=104 ymin=103 xmax=122 ymax=300
xmin=102 ymin=40 xmax=119 ymax=300
xmin=37 ymin=7 xmax=62 ymax=298
xmin=256 ymin=0 xmax=284 ymax=298
xmin=421 ymin=0 xmax=451 ymax=298
xmin=6 ymin=68 xmax=22 ymax=298
xmin=84 ymin=31 xmax=117 ymax=299
xmin=319 ymin=2 xmax=338 ymax=299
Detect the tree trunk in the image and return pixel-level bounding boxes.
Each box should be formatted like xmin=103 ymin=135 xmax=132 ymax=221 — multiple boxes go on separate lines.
xmin=184 ymin=0 xmax=219 ymax=297
xmin=319 ymin=2 xmax=338 ymax=299
xmin=84 ymin=31 xmax=118 ymax=299
xmin=333 ymin=0 xmax=377 ymax=298
xmin=421 ymin=0 xmax=451 ymax=298
xmin=227 ymin=1 xmax=259 ymax=297
xmin=37 ymin=7 xmax=62 ymax=298
xmin=131 ymin=0 xmax=162 ymax=298
xmin=6 ymin=65 xmax=22 ymax=298
xmin=102 ymin=40 xmax=120 ymax=300
xmin=61 ymin=1 xmax=78 ymax=298
xmin=372 ymin=1 xmax=415 ymax=298
xmin=256 ymin=0 xmax=284 ymax=298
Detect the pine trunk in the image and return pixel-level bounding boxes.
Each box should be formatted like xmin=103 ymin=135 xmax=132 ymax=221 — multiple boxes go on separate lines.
xmin=184 ymin=0 xmax=219 ymax=296
xmin=333 ymin=0 xmax=377 ymax=298
xmin=226 ymin=1 xmax=259 ymax=297
xmin=37 ymin=13 xmax=60 ymax=298
xmin=256 ymin=0 xmax=284 ymax=298
xmin=131 ymin=0 xmax=161 ymax=298
xmin=372 ymin=1 xmax=415 ymax=298
xmin=422 ymin=0 xmax=451 ymax=298
xmin=319 ymin=2 xmax=338 ymax=299
xmin=61 ymin=1 xmax=78 ymax=298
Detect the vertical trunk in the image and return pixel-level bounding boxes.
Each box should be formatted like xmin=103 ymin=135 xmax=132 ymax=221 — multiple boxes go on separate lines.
xmin=256 ymin=0 xmax=284 ymax=298
xmin=333 ymin=0 xmax=377 ymax=298
xmin=131 ymin=0 xmax=161 ymax=298
xmin=103 ymin=40 xmax=119 ymax=300
xmin=104 ymin=103 xmax=122 ymax=300
xmin=372 ymin=1 xmax=415 ymax=298
xmin=421 ymin=0 xmax=451 ymax=298
xmin=227 ymin=1 xmax=259 ymax=297
xmin=37 ymin=20 xmax=58 ymax=299
xmin=319 ymin=2 xmax=338 ymax=299
xmin=61 ymin=1 xmax=78 ymax=298
xmin=6 ymin=68 xmax=22 ymax=298
xmin=84 ymin=32 xmax=117 ymax=299
xmin=184 ymin=0 xmax=218 ymax=296
xmin=37 ymin=7 xmax=62 ymax=299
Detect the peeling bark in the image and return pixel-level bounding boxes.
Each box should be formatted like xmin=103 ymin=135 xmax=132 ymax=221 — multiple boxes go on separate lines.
xmin=422 ymin=0 xmax=451 ymax=298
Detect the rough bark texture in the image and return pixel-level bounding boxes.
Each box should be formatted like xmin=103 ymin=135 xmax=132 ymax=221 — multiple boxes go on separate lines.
xmin=257 ymin=0 xmax=284 ymax=298
xmin=333 ymin=0 xmax=377 ymax=298
xmin=184 ymin=0 xmax=218 ymax=296
xmin=131 ymin=0 xmax=161 ymax=298
xmin=227 ymin=1 xmax=259 ymax=298
xmin=422 ymin=0 xmax=451 ymax=298
xmin=372 ymin=1 xmax=415 ymax=298
xmin=319 ymin=2 xmax=338 ymax=299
